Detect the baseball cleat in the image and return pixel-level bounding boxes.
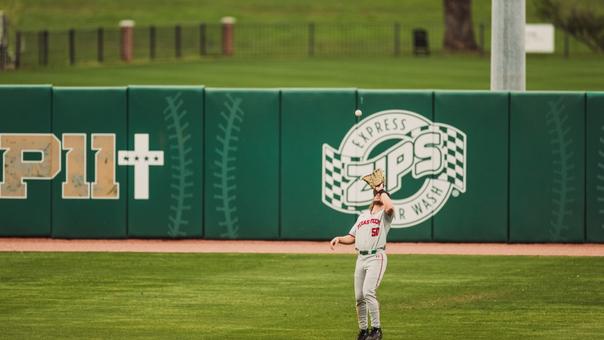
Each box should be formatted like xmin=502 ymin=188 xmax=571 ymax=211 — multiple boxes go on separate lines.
xmin=357 ymin=328 xmax=369 ymax=340
xmin=367 ymin=327 xmax=383 ymax=340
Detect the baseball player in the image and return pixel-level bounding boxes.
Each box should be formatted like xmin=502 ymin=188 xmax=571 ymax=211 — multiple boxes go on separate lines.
xmin=330 ymin=169 xmax=394 ymax=340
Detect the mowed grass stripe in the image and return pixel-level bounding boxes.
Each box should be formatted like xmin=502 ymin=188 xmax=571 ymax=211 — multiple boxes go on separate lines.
xmin=0 ymin=253 xmax=602 ymax=339
xmin=2 ymin=55 xmax=603 ymax=90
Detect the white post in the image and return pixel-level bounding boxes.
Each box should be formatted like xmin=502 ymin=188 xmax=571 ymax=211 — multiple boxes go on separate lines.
xmin=119 ymin=19 xmax=135 ymax=63
xmin=490 ymin=0 xmax=526 ymax=91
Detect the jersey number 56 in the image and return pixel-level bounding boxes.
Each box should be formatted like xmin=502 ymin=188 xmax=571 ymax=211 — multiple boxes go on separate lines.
xmin=371 ymin=227 xmax=380 ymax=237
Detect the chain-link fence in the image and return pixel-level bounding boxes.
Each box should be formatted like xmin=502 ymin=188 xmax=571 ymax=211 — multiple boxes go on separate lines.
xmin=4 ymin=21 xmax=599 ymax=69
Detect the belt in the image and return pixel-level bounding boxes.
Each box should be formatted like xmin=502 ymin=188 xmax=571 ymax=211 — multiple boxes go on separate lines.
xmin=358 ymin=247 xmax=385 ymax=255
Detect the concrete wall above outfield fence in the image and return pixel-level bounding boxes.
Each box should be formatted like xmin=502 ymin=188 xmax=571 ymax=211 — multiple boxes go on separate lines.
xmin=0 ymin=85 xmax=602 ymax=243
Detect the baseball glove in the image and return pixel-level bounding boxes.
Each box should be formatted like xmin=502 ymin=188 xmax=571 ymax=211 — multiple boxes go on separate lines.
xmin=362 ymin=168 xmax=385 ymax=190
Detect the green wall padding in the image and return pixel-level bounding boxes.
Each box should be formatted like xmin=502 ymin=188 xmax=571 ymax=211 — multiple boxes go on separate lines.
xmin=0 ymin=85 xmax=52 ymax=236
xmin=587 ymin=92 xmax=604 ymax=242
xmin=509 ymin=93 xmax=585 ymax=242
xmin=357 ymin=90 xmax=435 ymax=241
xmin=51 ymin=87 xmax=127 ymax=238
xmin=0 ymin=86 xmax=599 ymax=243
xmin=433 ymin=91 xmax=509 ymax=242
xmin=281 ymin=89 xmax=356 ymax=240
xmin=204 ymin=89 xmax=279 ymax=239
xmin=127 ymin=86 xmax=204 ymax=238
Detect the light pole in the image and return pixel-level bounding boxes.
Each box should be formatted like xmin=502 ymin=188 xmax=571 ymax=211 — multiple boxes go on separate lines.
xmin=490 ymin=0 xmax=526 ymax=91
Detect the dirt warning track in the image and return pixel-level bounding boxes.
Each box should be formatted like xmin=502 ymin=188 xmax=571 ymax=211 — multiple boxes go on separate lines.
xmin=0 ymin=238 xmax=602 ymax=256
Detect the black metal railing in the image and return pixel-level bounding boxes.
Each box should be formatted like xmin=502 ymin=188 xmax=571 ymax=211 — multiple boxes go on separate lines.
xmin=4 ymin=21 xmax=597 ymax=69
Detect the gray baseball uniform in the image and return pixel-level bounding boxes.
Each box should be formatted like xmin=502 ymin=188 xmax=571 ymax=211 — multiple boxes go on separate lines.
xmin=348 ymin=208 xmax=393 ymax=330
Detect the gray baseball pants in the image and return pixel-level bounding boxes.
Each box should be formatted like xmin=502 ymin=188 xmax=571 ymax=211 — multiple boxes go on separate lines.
xmin=354 ymin=251 xmax=387 ymax=329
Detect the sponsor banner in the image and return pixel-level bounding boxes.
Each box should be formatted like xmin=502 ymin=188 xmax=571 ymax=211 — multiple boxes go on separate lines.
xmin=322 ymin=109 xmax=467 ymax=228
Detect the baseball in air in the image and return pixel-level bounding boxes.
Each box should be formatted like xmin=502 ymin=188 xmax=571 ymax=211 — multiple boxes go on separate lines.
xmin=354 ymin=109 xmax=362 ymax=117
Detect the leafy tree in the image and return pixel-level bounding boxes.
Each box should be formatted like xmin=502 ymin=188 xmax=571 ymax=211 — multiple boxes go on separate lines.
xmin=443 ymin=0 xmax=478 ymax=51
xmin=535 ymin=0 xmax=604 ymax=52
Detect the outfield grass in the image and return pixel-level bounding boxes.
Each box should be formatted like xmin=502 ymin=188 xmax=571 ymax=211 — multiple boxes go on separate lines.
xmin=0 ymin=252 xmax=602 ymax=339
xmin=3 ymin=0 xmax=601 ymax=31
xmin=0 ymin=0 xmax=494 ymax=31
xmin=1 ymin=0 xmax=598 ymax=59
xmin=1 ymin=0 xmax=601 ymax=90
xmin=1 ymin=55 xmax=603 ymax=90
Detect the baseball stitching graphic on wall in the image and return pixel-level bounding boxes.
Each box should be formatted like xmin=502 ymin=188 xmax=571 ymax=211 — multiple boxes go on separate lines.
xmin=125 ymin=86 xmax=204 ymax=239
xmin=213 ymin=94 xmax=244 ymax=239
xmin=322 ymin=109 xmax=467 ymax=228
xmin=162 ymin=93 xmax=195 ymax=237
xmin=546 ymin=98 xmax=575 ymax=240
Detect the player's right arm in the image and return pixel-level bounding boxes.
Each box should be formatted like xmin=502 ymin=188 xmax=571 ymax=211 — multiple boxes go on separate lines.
xmin=330 ymin=215 xmax=361 ymax=250
xmin=330 ymin=234 xmax=355 ymax=250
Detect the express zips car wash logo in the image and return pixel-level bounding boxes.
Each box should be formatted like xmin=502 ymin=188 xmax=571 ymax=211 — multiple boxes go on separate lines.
xmin=321 ymin=109 xmax=467 ymax=228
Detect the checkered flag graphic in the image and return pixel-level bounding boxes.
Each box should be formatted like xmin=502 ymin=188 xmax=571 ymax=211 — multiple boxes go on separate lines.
xmin=437 ymin=125 xmax=466 ymax=192
xmin=407 ymin=124 xmax=466 ymax=193
xmin=322 ymin=122 xmax=465 ymax=213
xmin=322 ymin=144 xmax=361 ymax=212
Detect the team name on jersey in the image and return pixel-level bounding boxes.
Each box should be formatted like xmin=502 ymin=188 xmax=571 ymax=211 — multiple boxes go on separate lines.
xmin=357 ymin=218 xmax=380 ymax=228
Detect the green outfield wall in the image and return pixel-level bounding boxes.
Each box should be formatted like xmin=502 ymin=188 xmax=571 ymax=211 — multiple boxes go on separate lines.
xmin=127 ymin=86 xmax=204 ymax=238
xmin=51 ymin=87 xmax=128 ymax=238
xmin=204 ymin=89 xmax=280 ymax=240
xmin=587 ymin=92 xmax=604 ymax=242
xmin=0 ymin=86 xmax=602 ymax=243
xmin=0 ymin=85 xmax=52 ymax=236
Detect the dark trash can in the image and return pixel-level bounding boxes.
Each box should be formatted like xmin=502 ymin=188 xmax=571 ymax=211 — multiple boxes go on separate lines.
xmin=413 ymin=28 xmax=430 ymax=56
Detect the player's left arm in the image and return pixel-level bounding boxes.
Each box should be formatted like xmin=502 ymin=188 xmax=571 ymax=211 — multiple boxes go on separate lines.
xmin=377 ymin=183 xmax=394 ymax=216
